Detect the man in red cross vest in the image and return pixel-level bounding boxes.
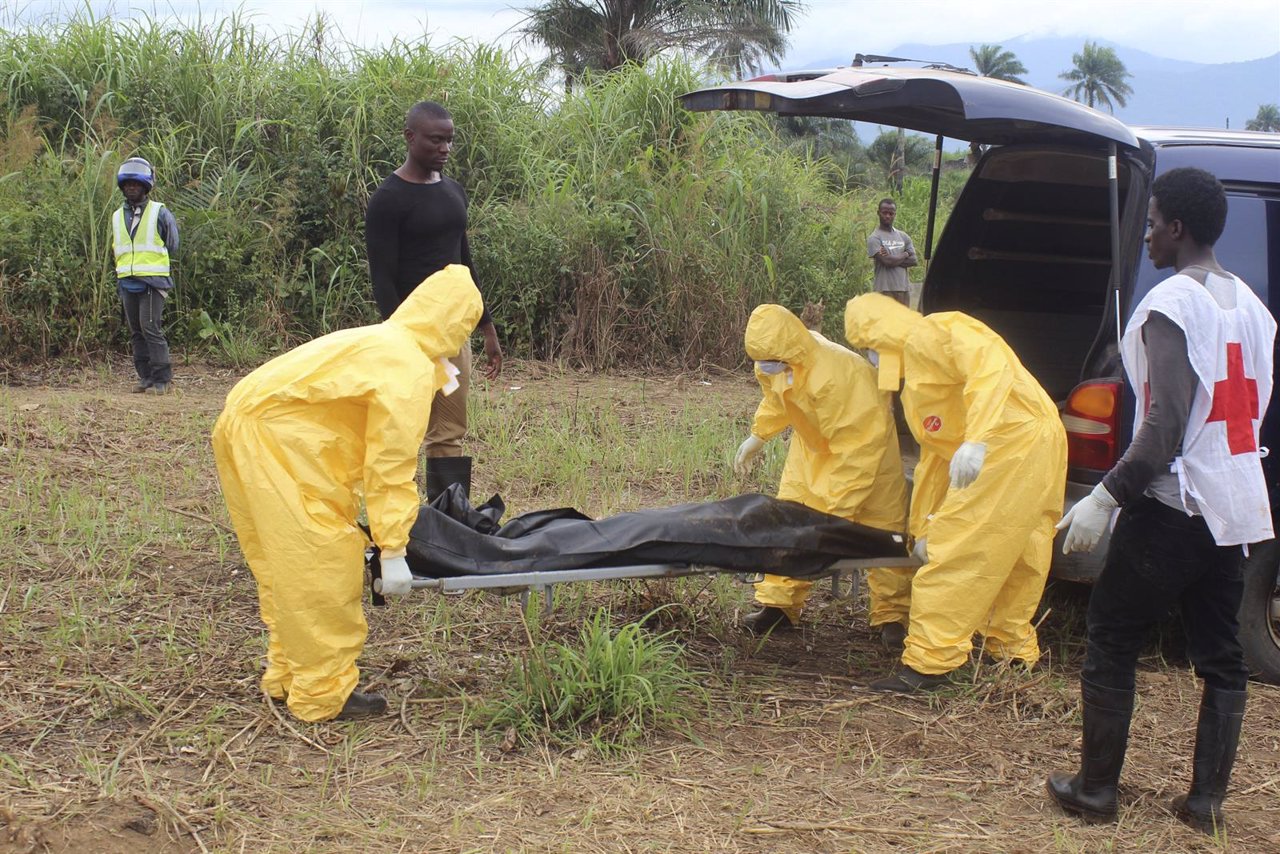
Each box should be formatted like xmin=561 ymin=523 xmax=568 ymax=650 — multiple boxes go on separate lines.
xmin=1049 ymin=168 xmax=1276 ymax=834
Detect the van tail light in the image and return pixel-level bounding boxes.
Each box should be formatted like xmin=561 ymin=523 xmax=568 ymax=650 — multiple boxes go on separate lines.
xmin=1061 ymin=381 xmax=1120 ymax=471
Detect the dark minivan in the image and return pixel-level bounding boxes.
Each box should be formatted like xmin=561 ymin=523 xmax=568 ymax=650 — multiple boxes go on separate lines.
xmin=680 ymin=65 xmax=1280 ymax=683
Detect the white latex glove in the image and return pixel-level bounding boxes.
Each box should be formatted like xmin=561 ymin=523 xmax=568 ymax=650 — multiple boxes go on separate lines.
xmin=949 ymin=442 xmax=987 ymax=489
xmin=1055 ymin=483 xmax=1119 ymax=554
xmin=374 ymin=555 xmax=414 ymax=597
xmin=911 ymin=536 xmax=928 ymax=563
xmin=734 ymin=435 xmax=766 ymax=476
xmin=438 ymin=357 xmax=460 ymax=396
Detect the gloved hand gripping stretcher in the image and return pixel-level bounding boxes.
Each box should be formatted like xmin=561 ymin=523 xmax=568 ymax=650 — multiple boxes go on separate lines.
xmin=367 ymin=486 xmax=918 ymax=608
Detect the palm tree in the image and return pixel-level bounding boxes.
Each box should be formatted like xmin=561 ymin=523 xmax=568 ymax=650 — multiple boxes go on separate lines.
xmin=772 ymin=115 xmax=867 ymax=189
xmin=517 ymin=0 xmax=804 ymax=89
xmin=966 ymin=43 xmax=1027 ymax=162
xmin=868 ymin=129 xmax=932 ymax=190
xmin=1246 ymin=103 xmax=1280 ymax=132
xmin=1059 ymin=41 xmax=1133 ymax=113
xmin=968 ymin=43 xmax=1027 ymax=85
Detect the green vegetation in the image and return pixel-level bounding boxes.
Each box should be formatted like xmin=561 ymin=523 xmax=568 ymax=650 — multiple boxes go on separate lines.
xmin=1059 ymin=41 xmax=1133 ymax=113
xmin=518 ymin=0 xmax=805 ymax=83
xmin=968 ymin=44 xmax=1028 ymax=86
xmin=0 ymin=12 xmax=959 ymax=367
xmin=1246 ymin=103 xmax=1280 ymax=132
xmin=479 ymin=608 xmax=708 ymax=752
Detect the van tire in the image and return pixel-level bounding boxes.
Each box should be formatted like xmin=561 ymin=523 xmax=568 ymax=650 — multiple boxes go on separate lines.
xmin=1238 ymin=541 xmax=1280 ymax=686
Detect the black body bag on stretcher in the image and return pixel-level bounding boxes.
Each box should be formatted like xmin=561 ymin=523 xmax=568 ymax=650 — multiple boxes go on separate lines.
xmin=396 ymin=485 xmax=905 ymax=579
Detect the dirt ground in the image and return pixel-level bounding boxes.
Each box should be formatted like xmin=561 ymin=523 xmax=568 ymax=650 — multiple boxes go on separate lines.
xmin=2 ymin=359 xmax=1278 ymax=853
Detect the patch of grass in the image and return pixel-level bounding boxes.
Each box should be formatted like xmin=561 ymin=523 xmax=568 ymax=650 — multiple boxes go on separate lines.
xmin=478 ymin=607 xmax=708 ymax=752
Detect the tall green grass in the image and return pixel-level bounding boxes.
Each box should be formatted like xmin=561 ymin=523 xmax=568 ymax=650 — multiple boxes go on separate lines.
xmin=0 ymin=12 xmax=960 ymax=366
xmin=478 ymin=608 xmax=707 ymax=752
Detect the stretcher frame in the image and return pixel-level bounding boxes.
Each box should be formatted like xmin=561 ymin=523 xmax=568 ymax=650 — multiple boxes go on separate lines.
xmin=409 ymin=556 xmax=921 ymax=615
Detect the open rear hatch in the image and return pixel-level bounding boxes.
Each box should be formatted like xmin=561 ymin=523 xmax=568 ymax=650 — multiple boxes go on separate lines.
xmin=679 ymin=66 xmax=1140 ymax=150
xmin=681 ymin=68 xmax=1154 ymax=404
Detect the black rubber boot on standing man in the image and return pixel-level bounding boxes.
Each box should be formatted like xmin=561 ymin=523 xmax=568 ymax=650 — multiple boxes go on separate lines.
xmin=1172 ymin=686 xmax=1247 ymax=835
xmin=1046 ymin=679 xmax=1135 ymax=823
xmin=425 ymin=455 xmax=472 ymax=503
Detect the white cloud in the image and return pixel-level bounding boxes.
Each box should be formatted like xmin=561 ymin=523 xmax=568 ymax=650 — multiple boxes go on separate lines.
xmin=7 ymin=0 xmax=1279 ymax=65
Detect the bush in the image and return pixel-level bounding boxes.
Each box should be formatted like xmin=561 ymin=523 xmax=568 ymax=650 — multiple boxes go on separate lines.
xmin=0 ymin=12 xmax=962 ymax=367
xmin=479 ymin=608 xmax=707 ymax=752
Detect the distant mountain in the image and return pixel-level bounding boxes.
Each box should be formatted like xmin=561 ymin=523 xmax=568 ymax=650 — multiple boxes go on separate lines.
xmin=797 ymin=35 xmax=1280 ymax=132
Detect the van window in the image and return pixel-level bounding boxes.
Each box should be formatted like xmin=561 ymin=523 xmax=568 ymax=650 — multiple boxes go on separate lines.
xmin=1132 ymin=193 xmax=1276 ymax=305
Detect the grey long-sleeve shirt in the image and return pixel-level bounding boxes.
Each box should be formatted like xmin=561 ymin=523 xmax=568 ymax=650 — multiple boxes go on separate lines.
xmin=1101 ymin=311 xmax=1199 ymax=512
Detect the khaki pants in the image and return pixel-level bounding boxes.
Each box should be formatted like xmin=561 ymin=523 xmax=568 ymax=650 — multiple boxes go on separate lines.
xmin=424 ymin=341 xmax=471 ymax=458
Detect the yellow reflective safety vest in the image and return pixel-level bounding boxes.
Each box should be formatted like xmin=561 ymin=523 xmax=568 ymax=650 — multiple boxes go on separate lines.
xmin=112 ymin=201 xmax=170 ymax=277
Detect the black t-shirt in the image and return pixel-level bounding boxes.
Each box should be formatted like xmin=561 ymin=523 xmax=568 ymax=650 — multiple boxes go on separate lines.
xmin=364 ymin=173 xmax=490 ymax=324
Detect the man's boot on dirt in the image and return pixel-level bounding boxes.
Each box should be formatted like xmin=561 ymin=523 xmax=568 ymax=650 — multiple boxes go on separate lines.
xmin=426 ymin=455 xmax=472 ymax=503
xmin=335 ymin=691 xmax=388 ymax=720
xmin=1046 ymin=679 xmax=1135 ymax=823
xmin=1172 ymin=686 xmax=1246 ymax=835
xmin=741 ymin=606 xmax=793 ymax=635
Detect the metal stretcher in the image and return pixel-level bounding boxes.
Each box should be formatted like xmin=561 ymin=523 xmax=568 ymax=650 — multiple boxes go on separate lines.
xmin=405 ymin=555 xmax=921 ymax=615
xmin=379 ymin=491 xmax=920 ymax=613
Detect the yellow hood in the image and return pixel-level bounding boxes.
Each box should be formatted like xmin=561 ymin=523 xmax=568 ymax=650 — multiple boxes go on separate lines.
xmin=387 ymin=264 xmax=484 ymax=360
xmin=745 ymin=304 xmax=817 ymax=365
xmin=844 ymin=293 xmax=940 ymax=391
xmin=844 ymin=293 xmax=935 ymax=353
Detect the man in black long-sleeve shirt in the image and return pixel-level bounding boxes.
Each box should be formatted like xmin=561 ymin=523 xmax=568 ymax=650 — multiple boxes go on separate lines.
xmin=366 ymin=100 xmax=503 ymax=499
xmin=1048 ymin=168 xmax=1276 ymax=834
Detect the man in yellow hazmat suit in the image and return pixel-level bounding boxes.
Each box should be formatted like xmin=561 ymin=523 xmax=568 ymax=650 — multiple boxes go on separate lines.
xmin=844 ymin=293 xmax=1067 ymax=692
xmin=733 ymin=304 xmax=911 ymax=639
xmin=212 ymin=265 xmax=483 ymax=722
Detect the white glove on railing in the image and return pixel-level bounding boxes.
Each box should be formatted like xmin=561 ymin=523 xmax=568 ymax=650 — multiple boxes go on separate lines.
xmin=1055 ymin=483 xmax=1119 ymax=554
xmin=734 ymin=435 xmax=766 ymax=476
xmin=375 ymin=555 xmax=414 ymax=597
xmin=949 ymin=442 xmax=987 ymax=489
xmin=911 ymin=536 xmax=928 ymax=563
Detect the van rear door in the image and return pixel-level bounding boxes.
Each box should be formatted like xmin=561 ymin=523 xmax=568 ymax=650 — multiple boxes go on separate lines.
xmin=679 ymin=67 xmax=1141 ymax=150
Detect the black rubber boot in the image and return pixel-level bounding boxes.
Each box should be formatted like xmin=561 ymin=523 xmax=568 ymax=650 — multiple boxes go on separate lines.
xmin=425 ymin=455 xmax=472 ymax=502
xmin=1046 ymin=679 xmax=1135 ymax=823
xmin=741 ymin=606 xmax=793 ymax=635
xmin=1172 ymin=687 xmax=1247 ymax=835
xmin=878 ymin=621 xmax=908 ymax=653
xmin=334 ymin=691 xmax=388 ymax=720
xmin=866 ymin=665 xmax=951 ymax=693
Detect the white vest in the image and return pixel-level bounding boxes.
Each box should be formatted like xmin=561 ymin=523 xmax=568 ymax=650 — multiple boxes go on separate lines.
xmin=1121 ymin=272 xmax=1276 ymax=546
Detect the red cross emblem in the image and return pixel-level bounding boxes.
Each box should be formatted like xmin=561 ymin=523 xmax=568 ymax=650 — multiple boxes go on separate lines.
xmin=1206 ymin=342 xmax=1259 ymax=455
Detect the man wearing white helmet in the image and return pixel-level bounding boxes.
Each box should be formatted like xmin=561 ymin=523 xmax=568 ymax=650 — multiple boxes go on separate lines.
xmin=113 ymin=156 xmax=179 ymax=394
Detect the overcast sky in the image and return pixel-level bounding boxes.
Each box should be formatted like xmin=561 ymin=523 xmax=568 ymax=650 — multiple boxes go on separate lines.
xmin=8 ymin=0 xmax=1280 ymax=65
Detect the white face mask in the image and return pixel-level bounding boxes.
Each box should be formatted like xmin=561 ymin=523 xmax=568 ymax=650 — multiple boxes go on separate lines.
xmin=755 ymin=360 xmax=788 ymax=375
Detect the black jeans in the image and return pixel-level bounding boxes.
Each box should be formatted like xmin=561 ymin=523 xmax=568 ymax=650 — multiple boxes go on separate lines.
xmin=1083 ymin=495 xmax=1248 ymax=693
xmin=120 ymin=287 xmax=172 ymax=383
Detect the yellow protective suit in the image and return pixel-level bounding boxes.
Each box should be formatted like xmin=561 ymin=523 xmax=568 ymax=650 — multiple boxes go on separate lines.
xmin=212 ymin=265 xmax=483 ymax=721
xmin=743 ymin=305 xmax=910 ymax=622
xmin=844 ymin=293 xmax=1067 ymax=673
